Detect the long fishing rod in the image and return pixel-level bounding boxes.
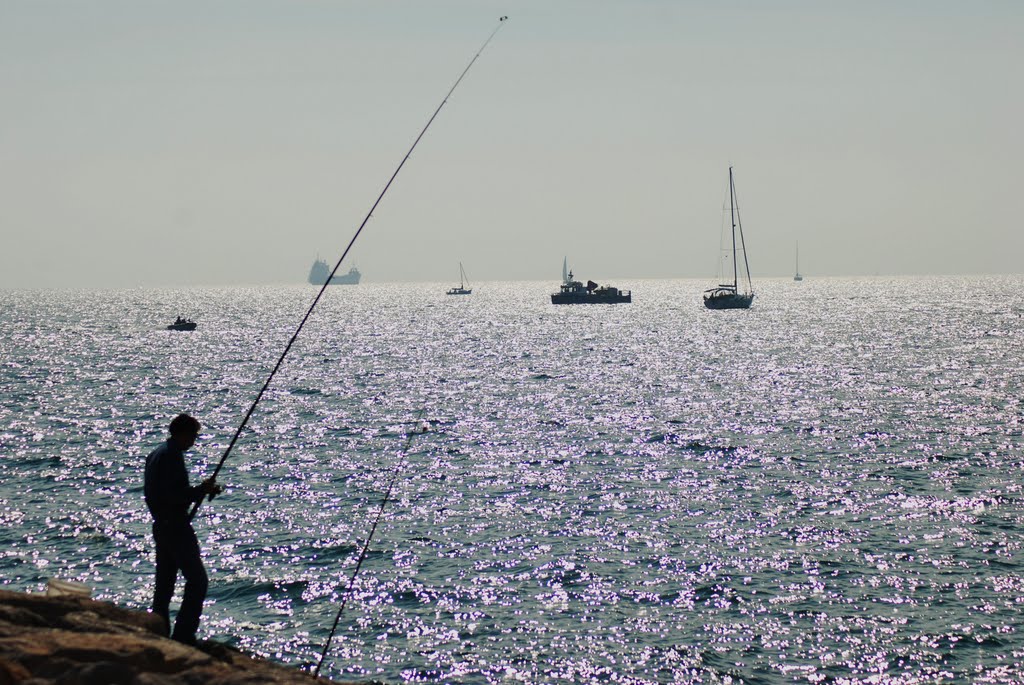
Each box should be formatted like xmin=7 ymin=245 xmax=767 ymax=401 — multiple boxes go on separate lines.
xmin=188 ymin=16 xmax=509 ymax=522
xmin=312 ymin=411 xmax=427 ymax=678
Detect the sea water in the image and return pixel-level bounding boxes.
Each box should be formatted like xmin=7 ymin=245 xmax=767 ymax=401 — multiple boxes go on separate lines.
xmin=1 ymin=276 xmax=1023 ymax=684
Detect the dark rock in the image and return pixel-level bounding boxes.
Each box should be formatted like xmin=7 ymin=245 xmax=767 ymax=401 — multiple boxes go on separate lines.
xmin=0 ymin=589 xmax=353 ymax=684
xmin=56 ymin=660 xmax=137 ymax=685
xmin=0 ymin=657 xmax=31 ymax=685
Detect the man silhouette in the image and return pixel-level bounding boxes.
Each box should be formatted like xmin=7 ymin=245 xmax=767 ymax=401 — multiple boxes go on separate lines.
xmin=143 ymin=413 xmax=222 ymax=644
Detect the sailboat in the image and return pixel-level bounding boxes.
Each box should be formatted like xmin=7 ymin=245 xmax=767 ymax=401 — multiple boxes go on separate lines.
xmin=703 ymin=167 xmax=754 ymax=310
xmin=794 ymin=242 xmax=803 ymax=281
xmin=446 ymin=262 xmax=472 ymax=295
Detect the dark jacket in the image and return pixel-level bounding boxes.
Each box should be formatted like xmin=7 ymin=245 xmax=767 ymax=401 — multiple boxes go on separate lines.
xmin=144 ymin=439 xmax=205 ymax=526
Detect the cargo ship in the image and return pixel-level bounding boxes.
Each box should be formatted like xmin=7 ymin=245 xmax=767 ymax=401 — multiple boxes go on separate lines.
xmin=308 ymin=259 xmax=361 ymax=285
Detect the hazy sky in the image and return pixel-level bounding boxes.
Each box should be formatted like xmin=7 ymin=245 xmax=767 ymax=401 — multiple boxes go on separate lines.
xmin=2 ymin=1 xmax=1021 ymax=288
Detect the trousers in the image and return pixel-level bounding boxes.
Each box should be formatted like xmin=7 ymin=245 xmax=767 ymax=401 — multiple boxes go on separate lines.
xmin=151 ymin=521 xmax=208 ymax=643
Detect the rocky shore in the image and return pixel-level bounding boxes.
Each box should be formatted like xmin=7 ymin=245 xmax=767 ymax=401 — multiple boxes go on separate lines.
xmin=0 ymin=588 xmax=350 ymax=684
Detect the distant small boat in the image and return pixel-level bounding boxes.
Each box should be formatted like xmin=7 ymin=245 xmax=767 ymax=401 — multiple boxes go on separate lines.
xmin=446 ymin=262 xmax=472 ymax=295
xmin=704 ymin=167 xmax=754 ymax=310
xmin=308 ymin=258 xmax=361 ymax=285
xmin=551 ymin=259 xmax=630 ymax=304
xmin=167 ymin=317 xmax=196 ymax=331
xmin=794 ymin=242 xmax=803 ymax=282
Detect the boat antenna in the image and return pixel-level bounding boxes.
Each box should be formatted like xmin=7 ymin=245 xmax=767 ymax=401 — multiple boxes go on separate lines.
xmin=312 ymin=411 xmax=427 ymax=679
xmin=187 ymin=16 xmax=509 ymax=523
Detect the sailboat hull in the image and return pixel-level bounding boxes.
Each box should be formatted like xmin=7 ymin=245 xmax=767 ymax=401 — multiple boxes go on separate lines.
xmin=703 ymin=292 xmax=754 ymax=310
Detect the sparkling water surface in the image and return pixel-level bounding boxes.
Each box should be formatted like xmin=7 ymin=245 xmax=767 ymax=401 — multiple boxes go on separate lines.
xmin=2 ymin=277 xmax=1023 ymax=684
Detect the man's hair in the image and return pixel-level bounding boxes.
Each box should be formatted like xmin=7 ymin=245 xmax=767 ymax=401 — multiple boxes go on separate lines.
xmin=168 ymin=413 xmax=201 ymax=437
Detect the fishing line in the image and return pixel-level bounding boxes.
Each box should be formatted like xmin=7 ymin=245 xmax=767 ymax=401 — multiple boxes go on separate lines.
xmin=188 ymin=15 xmax=509 ymax=522
xmin=312 ymin=411 xmax=427 ymax=678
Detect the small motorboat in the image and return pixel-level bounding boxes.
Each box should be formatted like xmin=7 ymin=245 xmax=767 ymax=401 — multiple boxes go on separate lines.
xmin=167 ymin=317 xmax=197 ymax=331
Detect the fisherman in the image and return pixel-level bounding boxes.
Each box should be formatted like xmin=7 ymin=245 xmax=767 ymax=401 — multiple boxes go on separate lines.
xmin=143 ymin=413 xmax=222 ymax=644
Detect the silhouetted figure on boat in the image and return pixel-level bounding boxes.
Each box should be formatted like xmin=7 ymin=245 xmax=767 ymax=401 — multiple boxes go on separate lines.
xmin=143 ymin=413 xmax=222 ymax=645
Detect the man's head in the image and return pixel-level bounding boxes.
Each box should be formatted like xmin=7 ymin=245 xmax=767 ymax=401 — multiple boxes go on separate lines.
xmin=168 ymin=413 xmax=201 ymax=451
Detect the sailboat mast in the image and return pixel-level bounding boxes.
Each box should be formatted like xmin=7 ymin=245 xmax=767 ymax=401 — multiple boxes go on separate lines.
xmin=729 ymin=167 xmax=738 ymax=291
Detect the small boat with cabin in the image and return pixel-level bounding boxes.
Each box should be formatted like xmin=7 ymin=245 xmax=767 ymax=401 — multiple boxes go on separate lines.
xmin=551 ymin=258 xmax=630 ymax=304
